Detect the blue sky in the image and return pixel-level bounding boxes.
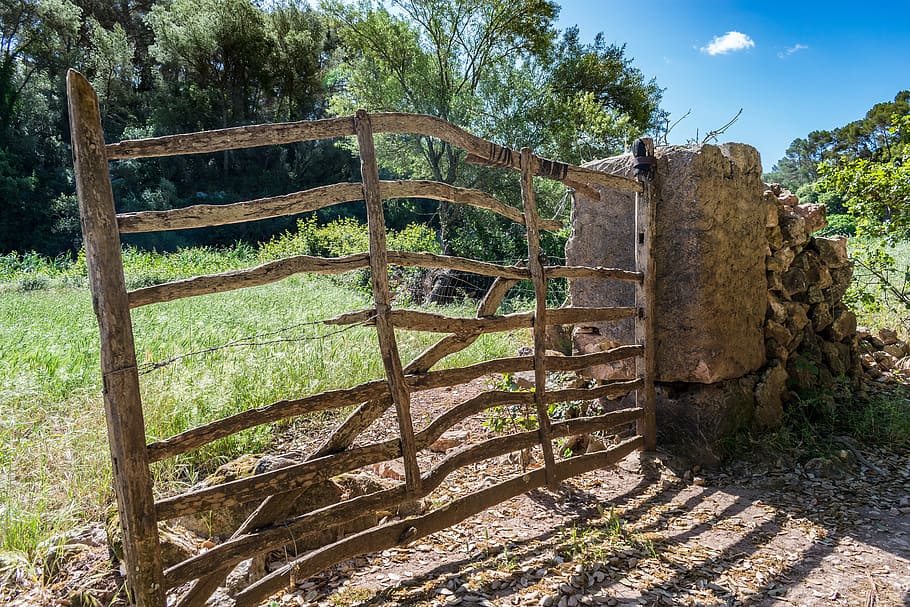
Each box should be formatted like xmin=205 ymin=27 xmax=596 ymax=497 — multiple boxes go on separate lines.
xmin=556 ymin=1 xmax=909 ymax=171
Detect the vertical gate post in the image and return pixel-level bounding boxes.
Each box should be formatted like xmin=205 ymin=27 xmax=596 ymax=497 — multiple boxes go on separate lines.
xmin=354 ymin=109 xmax=422 ymax=494
xmin=66 ymin=69 xmax=165 ymax=606
xmin=519 ymin=148 xmax=558 ymax=489
xmin=633 ymin=138 xmax=657 ymax=450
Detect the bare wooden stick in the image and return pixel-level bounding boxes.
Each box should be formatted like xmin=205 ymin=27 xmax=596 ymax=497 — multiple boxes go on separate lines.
xmin=381 ymin=181 xmax=562 ymax=232
xmin=117 ymin=183 xmax=364 ymax=233
xmin=407 ymin=347 xmax=642 ymax=391
xmin=633 ymin=138 xmax=658 ymax=450
xmin=368 ymin=113 xmax=641 ymax=195
xmin=105 ymin=116 xmax=357 ymax=160
xmin=116 ymin=180 xmax=560 ymax=235
xmin=545 ymin=265 xmax=643 ymax=282
xmin=326 ymin=306 xmax=637 ymax=333
xmin=166 ymin=415 xmax=643 ymax=588
xmin=128 ymin=253 xmax=371 ymax=308
xmin=230 ymin=436 xmax=644 ymax=606
xmin=127 ymin=257 xmax=644 ymax=309
xmin=155 ymin=380 xmax=642 ymax=521
xmin=356 ymin=110 xmax=421 ymax=494
xmin=520 ymin=147 xmax=557 ymax=489
xmin=66 ymin=69 xmax=165 ymax=607
xmin=146 ymin=382 xmax=389 ymax=463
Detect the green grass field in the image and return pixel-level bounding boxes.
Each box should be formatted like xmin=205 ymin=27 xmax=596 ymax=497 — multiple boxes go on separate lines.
xmin=0 ymin=255 xmax=524 ymax=563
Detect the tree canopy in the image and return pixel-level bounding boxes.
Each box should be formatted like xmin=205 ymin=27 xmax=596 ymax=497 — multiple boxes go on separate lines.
xmin=0 ymin=0 xmax=663 ymax=260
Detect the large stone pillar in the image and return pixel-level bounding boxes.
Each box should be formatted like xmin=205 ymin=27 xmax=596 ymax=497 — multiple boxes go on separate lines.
xmin=567 ymin=143 xmax=767 ymax=464
xmin=567 ymin=143 xmax=767 ymax=383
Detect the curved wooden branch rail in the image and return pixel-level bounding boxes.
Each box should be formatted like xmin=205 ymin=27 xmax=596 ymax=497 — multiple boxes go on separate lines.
xmin=155 ymin=379 xmax=642 ymax=521
xmin=326 ymin=306 xmax=637 ymax=333
xmin=117 ymin=180 xmax=560 ymax=236
xmin=145 ymin=384 xmax=389 ymax=463
xmin=105 ymin=116 xmax=357 ymax=160
xmin=166 ymin=426 xmax=643 ymax=588
xmin=116 ymin=183 xmax=364 ymax=234
xmin=126 ymin=251 xmax=644 ymax=309
xmin=104 ymin=111 xmax=640 ymax=198
xmin=147 ymin=347 xmax=641 ymax=463
xmin=369 ymin=113 xmax=641 ymax=196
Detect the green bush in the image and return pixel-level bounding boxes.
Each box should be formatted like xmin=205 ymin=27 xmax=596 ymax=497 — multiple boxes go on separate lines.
xmin=817 ymin=214 xmax=857 ymax=237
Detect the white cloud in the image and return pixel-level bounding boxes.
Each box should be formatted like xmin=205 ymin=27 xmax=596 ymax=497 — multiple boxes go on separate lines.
xmin=701 ymin=31 xmax=755 ymax=55
xmin=778 ymin=43 xmax=809 ymax=58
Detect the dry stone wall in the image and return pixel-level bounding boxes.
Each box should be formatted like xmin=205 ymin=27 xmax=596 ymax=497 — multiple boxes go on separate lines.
xmin=567 ymin=144 xmax=860 ymax=465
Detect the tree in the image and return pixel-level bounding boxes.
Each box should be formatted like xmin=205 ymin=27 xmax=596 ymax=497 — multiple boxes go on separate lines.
xmin=325 ymin=0 xmax=662 ymax=263
xmin=820 ymin=114 xmax=910 ymax=323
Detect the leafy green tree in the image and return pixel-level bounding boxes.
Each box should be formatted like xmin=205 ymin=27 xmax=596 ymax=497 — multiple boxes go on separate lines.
xmin=325 ymin=0 xmax=662 ymax=267
xmin=820 ymin=114 xmax=910 ymax=321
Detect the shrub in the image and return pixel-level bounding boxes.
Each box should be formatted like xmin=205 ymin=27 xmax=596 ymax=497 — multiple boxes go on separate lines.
xmin=817 ymin=214 xmax=856 ymax=237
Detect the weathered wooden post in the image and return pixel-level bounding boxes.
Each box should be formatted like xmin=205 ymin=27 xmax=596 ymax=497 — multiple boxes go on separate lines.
xmin=66 ymin=69 xmax=165 ymax=607
xmin=519 ymin=147 xmax=559 ymax=488
xmin=633 ymin=138 xmax=657 ymax=450
xmin=354 ymin=109 xmax=422 ymax=494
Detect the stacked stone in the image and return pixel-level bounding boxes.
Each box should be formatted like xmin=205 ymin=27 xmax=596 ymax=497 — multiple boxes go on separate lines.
xmin=858 ymin=327 xmax=910 ymax=379
xmin=762 ymin=184 xmax=861 ymax=406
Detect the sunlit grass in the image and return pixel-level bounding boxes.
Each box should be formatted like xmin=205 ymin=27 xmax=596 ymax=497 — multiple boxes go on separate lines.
xmin=0 ymin=271 xmax=524 ymax=561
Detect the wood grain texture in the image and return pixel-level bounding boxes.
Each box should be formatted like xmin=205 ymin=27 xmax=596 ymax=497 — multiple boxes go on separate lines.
xmin=230 ymin=436 xmax=644 ymax=606
xmin=326 ymin=306 xmax=637 ymax=333
xmin=155 ymin=380 xmax=642 ymax=522
xmin=166 ymin=416 xmax=643 ymax=588
xmin=67 ymin=69 xmax=166 ymax=607
xmin=382 ymin=180 xmax=562 ymax=232
xmin=117 ymin=183 xmax=364 ymax=233
xmin=355 ymin=110 xmax=422 ymax=494
xmin=146 ymin=382 xmax=389 ymax=463
xmin=369 ymin=113 xmax=641 ymax=195
xmin=520 ymin=147 xmax=557 ymax=488
xmin=634 ymin=138 xmax=658 ymax=450
xmin=105 ymin=115 xmax=356 ymax=159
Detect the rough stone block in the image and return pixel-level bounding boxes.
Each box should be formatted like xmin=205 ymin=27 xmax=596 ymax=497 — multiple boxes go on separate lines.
xmin=568 ymin=143 xmax=766 ymax=383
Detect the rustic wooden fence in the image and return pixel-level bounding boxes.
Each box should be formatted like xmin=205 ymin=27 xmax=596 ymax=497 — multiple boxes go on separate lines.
xmin=66 ymin=68 xmax=656 ymax=607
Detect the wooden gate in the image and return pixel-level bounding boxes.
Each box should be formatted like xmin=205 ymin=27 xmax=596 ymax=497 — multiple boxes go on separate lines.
xmin=66 ymin=69 xmax=656 ymax=607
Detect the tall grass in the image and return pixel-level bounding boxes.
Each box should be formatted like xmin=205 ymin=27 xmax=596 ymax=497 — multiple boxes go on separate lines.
xmin=0 ymin=225 xmax=524 ymax=563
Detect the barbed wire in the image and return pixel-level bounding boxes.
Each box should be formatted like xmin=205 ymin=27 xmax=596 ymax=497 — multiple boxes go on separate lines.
xmin=137 ymin=314 xmax=377 ymax=375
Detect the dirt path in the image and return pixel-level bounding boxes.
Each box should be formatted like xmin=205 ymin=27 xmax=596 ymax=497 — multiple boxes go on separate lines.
xmin=5 ymin=376 xmax=909 ymax=607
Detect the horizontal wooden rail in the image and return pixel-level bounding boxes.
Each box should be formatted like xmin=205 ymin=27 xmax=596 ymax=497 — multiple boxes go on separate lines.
xmin=147 ymin=347 xmax=640 ymax=463
xmin=105 ymin=111 xmax=640 ymax=198
xmin=146 ymin=384 xmax=389 ymax=463
xmin=406 ymin=347 xmax=642 ymax=391
xmin=106 ymin=116 xmax=357 ymax=160
xmin=117 ymin=183 xmax=364 ymax=233
xmin=166 ymin=423 xmax=643 ymax=588
xmin=370 ymin=113 xmax=641 ymax=196
xmin=327 ymin=306 xmax=637 ymax=333
xmin=117 ymin=181 xmax=559 ymax=236
xmin=155 ymin=380 xmax=642 ymax=521
xmin=382 ymin=180 xmax=563 ymax=231
xmin=128 ymin=253 xmax=371 ymax=308
xmin=127 ymin=254 xmax=643 ymax=309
